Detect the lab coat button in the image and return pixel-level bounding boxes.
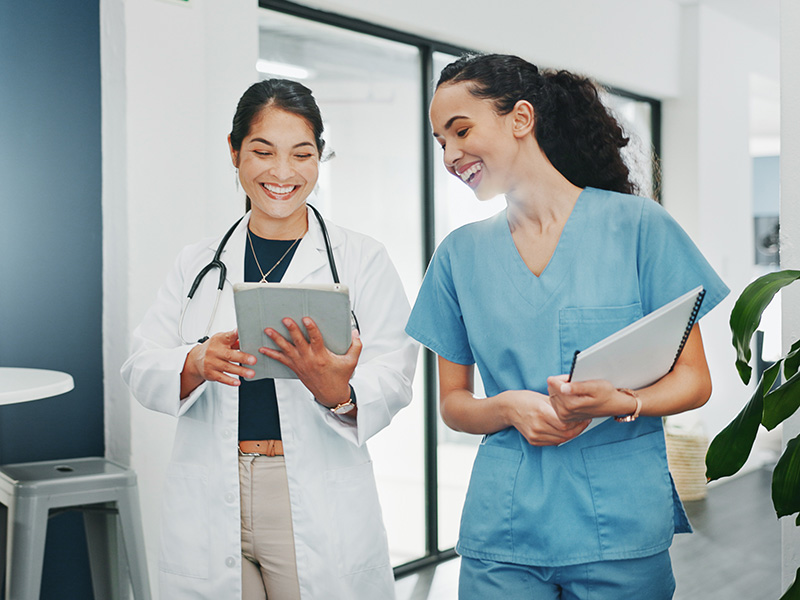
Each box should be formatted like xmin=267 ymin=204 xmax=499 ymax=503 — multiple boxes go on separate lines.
xmin=225 ymin=493 xmax=235 ymax=503
xmin=226 ymin=556 xmax=236 ymax=568
xmin=222 ymin=429 xmax=232 ymax=439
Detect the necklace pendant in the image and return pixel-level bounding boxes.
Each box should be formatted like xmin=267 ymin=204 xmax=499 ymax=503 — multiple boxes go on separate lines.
xmin=259 ymin=276 xmax=268 ymax=284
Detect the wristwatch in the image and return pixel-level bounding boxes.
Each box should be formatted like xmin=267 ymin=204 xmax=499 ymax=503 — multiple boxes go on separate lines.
xmin=331 ymin=385 xmax=357 ymax=415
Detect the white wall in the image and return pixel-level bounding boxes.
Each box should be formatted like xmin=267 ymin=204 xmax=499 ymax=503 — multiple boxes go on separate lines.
xmin=781 ymin=0 xmax=800 ymax=590
xmin=103 ymin=0 xmax=779 ymax=595
xmin=301 ymin=0 xmax=681 ymax=98
xmin=661 ymin=4 xmax=779 ymax=452
xmin=102 ymin=0 xmax=258 ymax=592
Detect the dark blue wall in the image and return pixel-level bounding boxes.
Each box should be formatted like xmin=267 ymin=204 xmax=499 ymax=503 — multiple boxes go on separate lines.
xmin=0 ymin=1 xmax=103 ymax=596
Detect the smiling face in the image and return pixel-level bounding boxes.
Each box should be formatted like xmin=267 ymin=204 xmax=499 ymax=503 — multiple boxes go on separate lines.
xmin=230 ymin=106 xmax=319 ymax=234
xmin=430 ymin=82 xmax=523 ymax=201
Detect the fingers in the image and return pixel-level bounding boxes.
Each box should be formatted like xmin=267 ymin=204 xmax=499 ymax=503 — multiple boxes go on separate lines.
xmin=302 ymin=318 xmax=326 ymax=351
xmin=202 ymin=330 xmax=257 ymax=384
xmin=345 ymin=329 xmax=363 ymax=361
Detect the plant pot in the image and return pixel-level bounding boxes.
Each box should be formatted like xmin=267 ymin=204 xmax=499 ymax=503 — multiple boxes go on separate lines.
xmin=665 ymin=427 xmax=709 ymax=502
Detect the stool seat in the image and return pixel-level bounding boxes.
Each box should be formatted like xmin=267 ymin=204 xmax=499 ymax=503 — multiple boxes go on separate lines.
xmin=0 ymin=457 xmax=151 ymax=599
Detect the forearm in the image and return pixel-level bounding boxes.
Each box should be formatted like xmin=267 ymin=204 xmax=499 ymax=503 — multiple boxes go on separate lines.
xmin=440 ymin=388 xmax=524 ymax=435
xmin=635 ymin=361 xmax=712 ymax=418
xmin=180 ymin=345 xmax=206 ymax=400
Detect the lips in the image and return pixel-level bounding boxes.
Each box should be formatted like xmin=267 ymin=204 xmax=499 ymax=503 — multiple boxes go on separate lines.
xmin=260 ymin=182 xmax=299 ymax=199
xmin=456 ymin=161 xmax=483 ymax=186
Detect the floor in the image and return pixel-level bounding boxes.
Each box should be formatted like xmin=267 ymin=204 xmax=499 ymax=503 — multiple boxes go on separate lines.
xmin=395 ymin=466 xmax=781 ymax=600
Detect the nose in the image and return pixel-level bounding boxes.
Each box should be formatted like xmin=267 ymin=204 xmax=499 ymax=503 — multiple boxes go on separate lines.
xmin=443 ymin=144 xmax=463 ymax=171
xmin=269 ymin=155 xmax=294 ymax=180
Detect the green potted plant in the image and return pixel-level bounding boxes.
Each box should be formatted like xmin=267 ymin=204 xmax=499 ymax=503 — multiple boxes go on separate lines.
xmin=706 ymin=269 xmax=800 ymax=599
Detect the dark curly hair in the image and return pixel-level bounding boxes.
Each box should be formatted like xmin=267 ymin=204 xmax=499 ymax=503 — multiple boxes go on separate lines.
xmin=437 ymin=54 xmax=638 ymax=196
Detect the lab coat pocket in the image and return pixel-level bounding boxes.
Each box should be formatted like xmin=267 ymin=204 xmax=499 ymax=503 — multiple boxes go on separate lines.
xmin=582 ymin=431 xmax=674 ymax=555
xmin=559 ymin=303 xmax=642 ymax=374
xmin=158 ymin=463 xmax=211 ymax=579
xmin=325 ymin=461 xmax=390 ymax=574
xmin=458 ymin=443 xmax=522 ymax=550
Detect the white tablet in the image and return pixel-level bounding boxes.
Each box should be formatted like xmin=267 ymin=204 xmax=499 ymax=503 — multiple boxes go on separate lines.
xmin=233 ymin=282 xmax=353 ymax=380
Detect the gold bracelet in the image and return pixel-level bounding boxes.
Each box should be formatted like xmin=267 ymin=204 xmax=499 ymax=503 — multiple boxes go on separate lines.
xmin=614 ymin=388 xmax=642 ymax=423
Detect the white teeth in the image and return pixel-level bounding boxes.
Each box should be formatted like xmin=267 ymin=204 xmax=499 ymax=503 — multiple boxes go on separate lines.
xmin=458 ymin=163 xmax=482 ymax=182
xmin=262 ymin=183 xmax=295 ymax=195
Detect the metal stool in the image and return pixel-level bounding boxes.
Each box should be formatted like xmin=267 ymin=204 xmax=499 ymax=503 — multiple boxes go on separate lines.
xmin=0 ymin=457 xmax=151 ymax=599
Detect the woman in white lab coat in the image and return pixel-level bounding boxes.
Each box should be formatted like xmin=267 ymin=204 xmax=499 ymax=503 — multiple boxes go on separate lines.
xmin=121 ymin=79 xmax=417 ymax=600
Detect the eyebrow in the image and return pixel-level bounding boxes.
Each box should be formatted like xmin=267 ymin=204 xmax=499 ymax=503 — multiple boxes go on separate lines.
xmin=249 ymin=137 xmax=315 ymax=150
xmin=432 ymin=115 xmax=468 ymax=137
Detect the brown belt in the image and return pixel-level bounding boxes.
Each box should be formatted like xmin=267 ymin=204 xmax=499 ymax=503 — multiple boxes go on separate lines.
xmin=238 ymin=440 xmax=284 ymax=456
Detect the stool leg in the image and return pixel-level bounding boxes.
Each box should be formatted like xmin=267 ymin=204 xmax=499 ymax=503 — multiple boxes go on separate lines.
xmin=84 ymin=504 xmax=120 ymax=600
xmin=6 ymin=494 xmax=49 ymax=600
xmin=115 ymin=489 xmax=152 ymax=600
xmin=0 ymin=503 xmax=7 ymax=596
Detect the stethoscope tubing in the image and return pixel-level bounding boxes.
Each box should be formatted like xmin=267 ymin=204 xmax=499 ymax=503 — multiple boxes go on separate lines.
xmin=178 ymin=204 xmax=352 ymax=344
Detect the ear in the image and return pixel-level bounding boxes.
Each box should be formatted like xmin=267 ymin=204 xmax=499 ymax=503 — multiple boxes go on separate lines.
xmin=228 ymin=134 xmax=239 ymax=168
xmin=510 ymin=100 xmax=535 ymax=139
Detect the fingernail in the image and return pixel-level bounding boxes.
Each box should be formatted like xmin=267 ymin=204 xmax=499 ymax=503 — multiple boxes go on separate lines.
xmin=561 ymin=383 xmax=571 ymax=394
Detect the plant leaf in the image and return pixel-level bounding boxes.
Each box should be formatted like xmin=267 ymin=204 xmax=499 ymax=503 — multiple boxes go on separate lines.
xmin=785 ymin=340 xmax=800 ymax=381
xmin=773 ymin=433 xmax=800 ymax=518
xmin=781 ymin=567 xmax=800 ymax=600
xmin=763 ymin=369 xmax=800 ymax=430
xmin=730 ymin=270 xmax=800 ymax=384
xmin=706 ymin=361 xmax=780 ymax=481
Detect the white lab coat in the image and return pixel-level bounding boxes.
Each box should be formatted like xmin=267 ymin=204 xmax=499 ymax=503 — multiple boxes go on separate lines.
xmin=121 ymin=208 xmax=418 ymax=599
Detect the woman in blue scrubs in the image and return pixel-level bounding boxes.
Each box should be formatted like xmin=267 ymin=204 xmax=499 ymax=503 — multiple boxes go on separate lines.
xmin=405 ymin=54 xmax=730 ymax=599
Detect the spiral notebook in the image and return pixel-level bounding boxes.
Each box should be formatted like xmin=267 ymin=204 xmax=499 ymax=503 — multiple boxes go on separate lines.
xmin=233 ymin=282 xmax=353 ymax=380
xmin=565 ymin=285 xmax=706 ymax=436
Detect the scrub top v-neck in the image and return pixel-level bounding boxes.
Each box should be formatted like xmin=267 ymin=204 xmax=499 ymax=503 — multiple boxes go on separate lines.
xmin=497 ymin=187 xmax=589 ymax=310
xmin=405 ymin=187 xmax=730 ymax=567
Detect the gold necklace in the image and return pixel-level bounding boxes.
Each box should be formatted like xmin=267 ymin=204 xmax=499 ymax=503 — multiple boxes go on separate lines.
xmin=247 ymin=229 xmax=302 ymax=283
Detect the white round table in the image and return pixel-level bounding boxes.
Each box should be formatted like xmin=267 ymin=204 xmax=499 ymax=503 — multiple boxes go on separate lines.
xmin=0 ymin=368 xmax=74 ymax=405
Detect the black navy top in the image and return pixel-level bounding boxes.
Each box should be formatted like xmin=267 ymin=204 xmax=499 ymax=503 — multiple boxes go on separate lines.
xmin=238 ymin=230 xmax=300 ymax=441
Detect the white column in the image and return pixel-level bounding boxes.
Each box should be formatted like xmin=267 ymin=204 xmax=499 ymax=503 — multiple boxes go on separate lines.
xmin=102 ymin=1 xmax=258 ymax=596
xmin=781 ymin=0 xmax=800 ymax=591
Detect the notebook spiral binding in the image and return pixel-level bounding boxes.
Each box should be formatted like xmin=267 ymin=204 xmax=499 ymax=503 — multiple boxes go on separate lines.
xmin=669 ymin=288 xmax=706 ymax=372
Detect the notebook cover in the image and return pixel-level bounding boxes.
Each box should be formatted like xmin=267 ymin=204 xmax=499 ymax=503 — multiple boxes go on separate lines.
xmin=564 ymin=285 xmax=705 ymax=436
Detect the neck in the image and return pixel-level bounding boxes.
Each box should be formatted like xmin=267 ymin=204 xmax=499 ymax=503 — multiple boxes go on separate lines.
xmin=248 ymin=205 xmax=309 ymax=240
xmin=504 ymin=142 xmax=582 ymax=233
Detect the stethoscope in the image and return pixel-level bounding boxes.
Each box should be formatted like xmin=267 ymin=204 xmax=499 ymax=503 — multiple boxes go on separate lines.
xmin=178 ymin=204 xmax=357 ymax=344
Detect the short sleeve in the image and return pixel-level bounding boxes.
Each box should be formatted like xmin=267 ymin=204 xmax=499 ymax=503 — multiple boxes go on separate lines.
xmin=405 ymin=239 xmax=475 ymax=365
xmin=637 ymin=200 xmax=730 ymax=319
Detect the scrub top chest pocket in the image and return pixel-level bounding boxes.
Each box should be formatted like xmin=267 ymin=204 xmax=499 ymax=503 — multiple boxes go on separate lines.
xmin=559 ymin=304 xmax=643 ymax=376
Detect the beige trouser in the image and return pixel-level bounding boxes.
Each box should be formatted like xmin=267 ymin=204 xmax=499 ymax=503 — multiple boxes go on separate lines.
xmin=239 ymin=454 xmax=302 ymax=600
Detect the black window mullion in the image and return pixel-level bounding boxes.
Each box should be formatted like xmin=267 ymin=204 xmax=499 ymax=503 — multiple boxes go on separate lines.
xmin=419 ymin=45 xmax=440 ymax=563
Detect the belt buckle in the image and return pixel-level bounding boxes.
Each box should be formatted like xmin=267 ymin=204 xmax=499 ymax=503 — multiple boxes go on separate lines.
xmin=238 ymin=447 xmax=262 ymax=457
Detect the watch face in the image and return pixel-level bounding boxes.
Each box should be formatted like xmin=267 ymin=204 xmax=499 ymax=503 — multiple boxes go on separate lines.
xmin=334 ymin=401 xmax=355 ymax=415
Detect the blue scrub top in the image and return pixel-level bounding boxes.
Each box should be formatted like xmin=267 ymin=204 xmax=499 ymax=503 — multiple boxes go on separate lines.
xmin=406 ymin=187 xmax=729 ymax=567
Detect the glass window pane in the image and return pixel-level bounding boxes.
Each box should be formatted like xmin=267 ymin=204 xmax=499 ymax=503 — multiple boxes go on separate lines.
xmin=602 ymin=92 xmax=656 ymax=198
xmin=259 ymin=9 xmax=426 ymax=565
xmin=431 ymin=51 xmax=490 ymax=552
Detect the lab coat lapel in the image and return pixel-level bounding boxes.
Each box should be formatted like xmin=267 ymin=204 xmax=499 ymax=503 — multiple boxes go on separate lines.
xmin=215 ymin=213 xmax=249 ymax=288
xmin=213 ymin=206 xmax=335 ymax=288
